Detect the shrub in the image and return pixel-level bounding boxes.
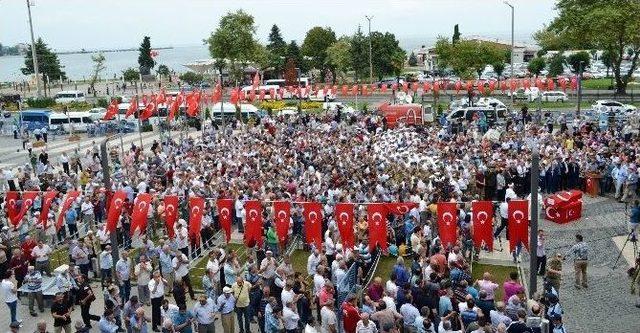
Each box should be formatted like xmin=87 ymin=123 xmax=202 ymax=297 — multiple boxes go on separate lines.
xmin=300 ymin=101 xmax=322 ymax=109
xmin=141 ymin=123 xmax=154 ymax=132
xmin=96 ymin=98 xmax=109 ymax=108
xmin=259 ymin=101 xmax=286 ymax=111
xmin=25 ymin=97 xmax=55 ymax=108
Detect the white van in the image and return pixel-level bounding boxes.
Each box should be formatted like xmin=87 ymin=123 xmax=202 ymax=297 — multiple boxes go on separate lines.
xmin=240 ymin=85 xmax=282 ymax=100
xmin=54 ymin=90 xmax=86 ymax=104
xmin=48 ymin=112 xmax=95 ymax=132
xmin=446 ymin=106 xmax=507 ymax=125
xmin=210 ymin=102 xmax=260 ymax=122
xmin=541 ymin=91 xmax=568 ymax=102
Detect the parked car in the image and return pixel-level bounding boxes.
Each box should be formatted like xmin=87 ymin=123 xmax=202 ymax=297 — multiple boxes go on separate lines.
xmin=541 ymin=91 xmax=568 ymax=102
xmin=591 ymin=100 xmax=637 ymax=113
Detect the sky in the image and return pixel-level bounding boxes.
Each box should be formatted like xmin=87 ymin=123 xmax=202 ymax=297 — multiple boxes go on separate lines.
xmin=0 ymin=0 xmax=557 ymax=51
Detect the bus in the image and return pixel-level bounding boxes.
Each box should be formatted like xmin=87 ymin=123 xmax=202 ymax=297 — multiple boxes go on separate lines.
xmin=19 ymin=109 xmax=51 ymax=131
xmin=54 ymin=90 xmax=86 ymax=104
xmin=48 ymin=112 xmax=95 ymax=133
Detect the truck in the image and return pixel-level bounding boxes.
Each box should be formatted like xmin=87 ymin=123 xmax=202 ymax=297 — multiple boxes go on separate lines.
xmin=378 ymin=102 xmax=434 ymax=128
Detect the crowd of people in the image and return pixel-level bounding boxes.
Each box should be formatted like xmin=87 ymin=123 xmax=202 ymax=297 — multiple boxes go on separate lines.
xmin=0 ymin=103 xmax=639 ymax=333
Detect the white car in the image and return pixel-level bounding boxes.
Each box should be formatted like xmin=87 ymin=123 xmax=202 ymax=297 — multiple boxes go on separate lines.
xmin=88 ymin=107 xmax=107 ymax=121
xmin=54 ymin=90 xmax=86 ymax=104
xmin=541 ymin=91 xmax=568 ymax=102
xmin=476 ymin=97 xmax=506 ymax=109
xmin=591 ymin=100 xmax=637 ymax=113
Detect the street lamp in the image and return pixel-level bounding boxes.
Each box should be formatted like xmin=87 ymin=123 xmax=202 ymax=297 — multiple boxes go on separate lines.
xmin=528 ymin=138 xmax=540 ymax=299
xmin=26 ymin=0 xmax=42 ymax=98
xmin=365 ymin=15 xmax=374 ymax=84
xmin=504 ymin=1 xmax=514 ymax=107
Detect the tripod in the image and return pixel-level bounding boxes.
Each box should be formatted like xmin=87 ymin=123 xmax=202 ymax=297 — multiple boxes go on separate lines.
xmin=612 ymin=229 xmax=639 ymax=270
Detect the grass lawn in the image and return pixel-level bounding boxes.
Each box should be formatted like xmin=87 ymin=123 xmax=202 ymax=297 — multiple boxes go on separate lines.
xmin=371 ymin=255 xmax=401 ymax=283
xmin=289 ymin=249 xmax=309 ymax=274
xmin=50 ymin=247 xmax=70 ymax=268
xmin=471 ymin=262 xmax=517 ymax=301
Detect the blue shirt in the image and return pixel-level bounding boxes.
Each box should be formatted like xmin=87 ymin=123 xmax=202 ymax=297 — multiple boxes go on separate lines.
xmin=438 ymin=296 xmax=453 ymax=317
xmin=393 ymin=264 xmax=409 ymax=286
xmin=130 ymin=315 xmax=148 ymax=333
xmin=159 ymin=252 xmax=174 ymax=273
xmin=172 ymin=311 xmax=194 ymax=333
xmin=631 ymin=207 xmax=640 ymax=225
xmin=99 ymin=316 xmax=118 ymax=333
xmin=66 ymin=209 xmax=77 ymax=224
xmin=216 ymin=294 xmax=236 ymax=314
xmin=116 ymin=259 xmax=131 ymax=280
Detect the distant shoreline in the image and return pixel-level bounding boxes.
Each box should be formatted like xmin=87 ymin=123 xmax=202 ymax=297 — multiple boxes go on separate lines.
xmin=53 ymin=46 xmax=174 ymax=55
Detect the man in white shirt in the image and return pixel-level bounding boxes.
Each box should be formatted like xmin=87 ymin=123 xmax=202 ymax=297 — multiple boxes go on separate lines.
xmin=282 ymin=300 xmax=300 ymax=332
xmin=259 ymin=250 xmax=277 ymax=283
xmin=31 ymin=239 xmax=52 ymax=275
xmin=355 ymin=313 xmax=378 ymax=333
xmin=134 ymin=255 xmax=152 ymax=306
xmin=80 ymin=197 xmax=95 ymax=233
xmin=148 ymin=270 xmax=168 ymax=332
xmin=160 ymin=299 xmax=179 ymax=324
xmin=99 ymin=245 xmax=114 ymax=287
xmin=192 ymin=294 xmax=216 ymax=333
xmin=172 ymin=252 xmax=194 ymax=301
xmin=1 ymin=270 xmax=19 ymax=324
xmin=320 ymin=300 xmax=337 ymax=333
xmin=174 ymin=222 xmax=189 ymax=257
xmin=307 ymin=249 xmax=320 ymax=276
xmin=97 ymin=225 xmax=111 ymax=250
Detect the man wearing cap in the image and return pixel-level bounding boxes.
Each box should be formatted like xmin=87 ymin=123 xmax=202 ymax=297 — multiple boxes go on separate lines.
xmin=24 ymin=265 xmax=44 ymax=316
xmin=259 ymin=250 xmax=277 ymax=286
xmin=216 ymin=287 xmax=236 ymax=333
xmin=550 ymin=314 xmax=566 ymax=333
xmin=232 ymin=276 xmax=252 ymax=333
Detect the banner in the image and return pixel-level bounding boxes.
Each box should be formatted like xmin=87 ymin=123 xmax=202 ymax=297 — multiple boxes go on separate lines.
xmin=15 ymin=191 xmax=38 ymax=224
xmin=273 ymin=201 xmax=291 ymax=244
xmin=105 ymin=191 xmax=127 ymax=233
xmin=437 ymin=202 xmax=458 ymax=248
xmin=472 ymin=201 xmax=494 ymax=251
xmin=384 ymin=202 xmax=418 ymax=215
xmin=335 ymin=203 xmax=355 ymax=249
xmin=217 ymin=199 xmax=234 ymax=243
xmin=164 ymin=195 xmax=179 ymax=239
xmin=40 ymin=191 xmax=58 ymax=226
xmin=244 ymin=200 xmax=264 ymax=247
xmin=5 ymin=191 xmax=19 ymax=226
xmin=367 ymin=203 xmax=388 ymax=251
xmin=302 ymin=202 xmax=323 ymax=250
xmin=56 ymin=191 xmax=81 ymax=231
xmin=508 ymin=200 xmax=529 ymax=251
xmin=130 ymin=193 xmax=152 ymax=236
xmin=189 ymin=196 xmax=205 ymax=246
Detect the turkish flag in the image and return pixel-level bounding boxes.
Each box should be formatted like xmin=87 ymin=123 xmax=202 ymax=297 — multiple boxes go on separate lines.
xmin=466 ymin=80 xmax=474 ymax=92
xmin=384 ymin=202 xmax=418 ymax=215
xmin=168 ymin=94 xmax=182 ymax=121
xmin=15 ymin=191 xmax=38 ymax=223
xmin=454 ymin=81 xmax=462 ymax=94
xmin=488 ymin=80 xmax=496 ymax=93
xmin=391 ymin=83 xmax=398 ymax=91
xmin=103 ymin=100 xmax=119 ymax=121
xmin=381 ymin=84 xmax=388 ymax=93
xmin=302 ymin=202 xmax=323 ymax=250
xmin=156 ymin=89 xmax=166 ymax=105
xmin=472 ymin=201 xmax=494 ymax=251
xmin=252 ymin=72 xmax=260 ymax=89
xmin=402 ymin=82 xmax=409 ymax=93
xmin=508 ymin=200 xmax=529 ymax=251
xmin=244 ymin=200 xmax=264 ymax=247
xmin=164 ymin=195 xmax=179 ymax=238
xmin=524 ymin=79 xmax=531 ymax=90
xmin=186 ymin=92 xmax=200 ymax=117
xmin=559 ymin=77 xmax=567 ymax=91
xmin=437 ymin=202 xmax=458 ymax=248
xmin=478 ymin=81 xmax=485 ymax=95
xmin=105 ymin=191 xmax=127 ymax=233
xmin=433 ymin=81 xmax=440 ymax=94
xmin=130 ymin=193 xmax=152 ymax=236
xmin=335 ymin=203 xmax=355 ymax=249
xmin=40 ymin=191 xmax=58 ymax=226
xmin=510 ymin=79 xmax=518 ymax=92
xmin=547 ymin=79 xmax=555 ymax=91
xmin=140 ymin=99 xmax=156 ymax=121
xmin=423 ymin=82 xmax=431 ymax=93
xmin=273 ymin=201 xmax=291 ymax=244
xmin=269 ymin=88 xmax=276 ymax=100
xmin=189 ymin=196 xmax=205 ymax=246
xmin=351 ymin=85 xmax=359 ymax=95
xmin=367 ymin=203 xmax=388 ymax=251
xmin=500 ymin=80 xmax=507 ymax=93
xmin=570 ymin=77 xmax=578 ymax=91
xmin=216 ymin=199 xmax=233 ymax=243
xmin=56 ymin=191 xmax=81 ymax=231
xmin=258 ymin=89 xmax=266 ymax=101
xmin=5 ymin=191 xmax=20 ymax=226
xmin=126 ymin=97 xmax=138 ymax=118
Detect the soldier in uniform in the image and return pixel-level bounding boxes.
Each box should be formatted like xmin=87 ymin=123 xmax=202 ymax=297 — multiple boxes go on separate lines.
xmin=546 ymin=253 xmax=563 ymax=293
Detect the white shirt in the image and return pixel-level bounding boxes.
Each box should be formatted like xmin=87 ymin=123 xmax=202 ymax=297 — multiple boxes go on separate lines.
xmin=355 ymin=320 xmax=378 ymax=333
xmin=81 ymin=202 xmax=94 ymax=215
xmin=32 ymin=244 xmax=51 ymax=262
xmin=1 ymin=279 xmax=17 ymax=303
xmin=281 ymin=288 xmax=295 ymax=305
xmin=97 ymin=228 xmax=111 ymax=244
xmin=173 ymin=254 xmax=189 ymax=279
xmin=283 ymin=306 xmax=300 ymax=330
xmin=192 ymin=299 xmax=216 ymax=324
xmin=320 ymin=306 xmax=337 ymax=333
xmin=148 ymin=278 xmax=165 ymax=299
xmin=161 ymin=303 xmax=179 ymax=322
xmin=313 ymin=274 xmax=325 ymax=297
xmin=385 ymin=280 xmax=398 ymax=299
xmin=175 ymin=227 xmax=189 ymax=249
xmin=206 ymin=259 xmax=220 ymax=283
xmin=325 ymin=236 xmax=335 ymax=256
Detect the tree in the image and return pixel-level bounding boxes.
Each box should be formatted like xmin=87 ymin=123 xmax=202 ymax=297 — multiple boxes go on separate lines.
xmin=533 ymin=25 xmax=572 ymax=51
xmin=370 ymin=31 xmax=405 ymax=80
xmin=566 ymin=51 xmax=591 ymax=74
xmin=527 ymin=57 xmax=546 ymax=77
xmin=286 ymin=41 xmax=304 ymax=72
xmin=122 ymin=68 xmax=139 ymax=83
xmin=138 ymin=36 xmax=155 ymax=75
xmin=156 ymin=64 xmax=170 ymax=81
xmin=22 ymin=37 xmax=66 ymax=96
xmin=284 ymin=58 xmax=298 ymax=86
xmin=349 ymin=27 xmax=368 ymax=81
xmin=543 ymin=0 xmax=640 ymax=94
xmin=601 ymin=50 xmax=613 ymax=77
xmin=452 ymin=24 xmax=461 ymax=44
xmin=88 ymin=53 xmax=106 ymax=97
xmin=301 ymin=26 xmax=336 ymax=73
xmin=408 ymin=52 xmax=418 ymax=66
xmin=206 ymin=10 xmax=260 ymax=83
xmin=434 ymin=37 xmax=504 ymax=79
xmin=179 ymin=71 xmax=204 ymax=86
xmin=492 ymin=61 xmax=505 ymax=78
xmin=266 ymin=24 xmax=287 ymax=74
xmin=326 ymin=37 xmax=352 ymax=82
xmin=547 ymin=53 xmax=566 ymax=77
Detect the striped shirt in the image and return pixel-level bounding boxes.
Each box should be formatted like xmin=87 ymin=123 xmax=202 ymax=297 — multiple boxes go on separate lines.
xmin=566 ymin=241 xmax=588 ymax=261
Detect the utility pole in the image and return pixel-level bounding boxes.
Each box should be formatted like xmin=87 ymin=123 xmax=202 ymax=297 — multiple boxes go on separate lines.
xmin=365 ymin=15 xmax=373 ymax=84
xmin=101 ymin=137 xmax=120 ymax=264
xmin=529 ymin=141 xmax=540 ymax=298
xmin=577 ymin=61 xmax=584 ymax=117
xmin=504 ymin=1 xmax=514 ymax=107
xmin=26 ymin=0 xmax=42 ymax=98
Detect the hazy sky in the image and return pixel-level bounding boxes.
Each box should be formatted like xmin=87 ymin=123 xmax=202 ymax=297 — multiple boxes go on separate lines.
xmin=1 ymin=0 xmax=557 ymax=51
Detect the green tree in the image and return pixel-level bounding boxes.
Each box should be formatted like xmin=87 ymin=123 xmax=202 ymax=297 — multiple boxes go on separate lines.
xmin=179 ymin=71 xmax=204 ymax=86
xmin=566 ymin=51 xmax=591 ymax=74
xmin=434 ymin=37 xmax=504 ymax=79
xmin=452 ymin=24 xmax=461 ymax=44
xmin=492 ymin=61 xmax=505 ymax=78
xmin=156 ymin=64 xmax=170 ymax=81
xmin=286 ymin=41 xmax=304 ymax=72
xmin=266 ymin=24 xmax=287 ymax=74
xmin=547 ymin=53 xmax=566 ymax=77
xmin=301 ymin=26 xmax=336 ymax=73
xmin=326 ymin=37 xmax=352 ymax=83
xmin=138 ymin=36 xmax=155 ymax=75
xmin=370 ymin=31 xmax=405 ymax=80
xmin=601 ymin=50 xmax=613 ymax=77
xmin=408 ymin=52 xmax=418 ymax=66
xmin=122 ymin=67 xmax=139 ymax=83
xmin=527 ymin=57 xmax=546 ymax=77
xmin=21 ymin=37 xmax=66 ymax=96
xmin=543 ymin=0 xmax=640 ymax=94
xmin=88 ymin=53 xmax=106 ymax=97
xmin=206 ymin=10 xmax=260 ymax=83
xmin=533 ymin=25 xmax=571 ymax=51
xmin=350 ymin=27 xmax=368 ymax=81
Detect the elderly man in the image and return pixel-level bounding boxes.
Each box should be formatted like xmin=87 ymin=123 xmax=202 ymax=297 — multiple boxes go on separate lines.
xmin=24 ymin=265 xmax=44 ymax=316
xmin=158 ymin=245 xmax=175 ymax=296
xmin=356 ymin=312 xmax=378 ymax=333
xmin=100 ymin=245 xmax=114 ymax=287
xmin=232 ymin=276 xmax=252 ymax=333
xmin=172 ymin=251 xmax=194 ymax=301
xmin=116 ymin=251 xmax=132 ymax=303
xmin=216 ymin=286 xmax=236 ymax=333
xmin=31 ymin=239 xmax=52 ymax=275
xmin=134 ymin=255 xmax=152 ymax=306
xmin=148 ymin=270 xmax=168 ymax=332
xmin=192 ymin=294 xmax=216 ymax=333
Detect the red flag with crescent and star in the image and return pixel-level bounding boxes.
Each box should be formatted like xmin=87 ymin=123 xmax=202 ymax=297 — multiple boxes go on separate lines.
xmin=335 ymin=203 xmax=355 ymax=249
xmin=40 ymin=191 xmax=58 ymax=226
xmin=244 ymin=200 xmax=264 ymax=247
xmin=105 ymin=191 xmax=127 ymax=233
xmin=472 ymin=201 xmax=494 ymax=251
xmin=15 ymin=191 xmax=39 ymax=223
xmin=163 ymin=195 xmax=179 ymax=239
xmin=103 ymin=99 xmax=119 ymax=121
xmin=302 ymin=202 xmax=323 ymax=250
xmin=130 ymin=193 xmax=152 ymax=236
xmin=437 ymin=202 xmax=458 ymax=248
xmin=189 ymin=196 xmax=205 ymax=246
xmin=384 ymin=202 xmax=418 ymax=215
xmin=508 ymin=200 xmax=529 ymax=251
xmin=367 ymin=203 xmax=388 ymax=251
xmin=56 ymin=191 xmax=81 ymax=231
xmin=125 ymin=97 xmax=138 ymax=118
xmin=273 ymin=201 xmax=291 ymax=245
xmin=217 ymin=199 xmax=234 ymax=243
xmin=5 ymin=191 xmax=20 ymax=226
